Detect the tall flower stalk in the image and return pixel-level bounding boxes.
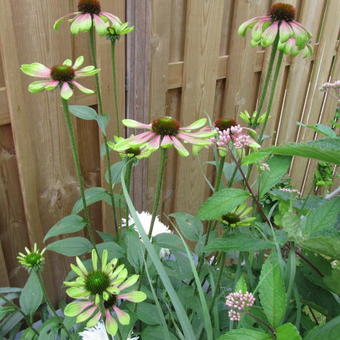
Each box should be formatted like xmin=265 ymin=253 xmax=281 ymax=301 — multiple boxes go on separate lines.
xmin=61 ymin=99 xmax=97 ymax=247
xmin=88 ymin=24 xmax=120 ymax=237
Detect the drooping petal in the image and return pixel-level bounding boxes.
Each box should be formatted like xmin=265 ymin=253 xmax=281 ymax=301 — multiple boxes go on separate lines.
xmin=290 ymin=21 xmax=310 ymax=49
xmin=76 ymin=306 xmax=98 ymax=323
xmin=251 ymin=18 xmax=271 ymax=42
xmin=180 ymin=118 xmax=207 ymax=130
xmin=70 ymin=263 xmax=86 ymax=278
xmin=53 ymin=12 xmax=80 ymax=31
xmin=105 ymin=311 xmax=118 ymax=336
xmin=171 ymin=137 xmax=189 ymax=157
xmin=129 ymin=132 xmax=156 ymax=144
xmin=73 ymin=56 xmax=84 ymax=70
xmin=161 ymin=135 xmax=174 ymax=148
xmin=302 ymin=44 xmax=313 ymax=58
xmin=101 ymin=11 xmax=120 ymax=25
xmin=28 ymin=80 xmax=57 ymax=93
xmin=20 ymin=63 xmax=51 ymax=78
xmin=261 ymin=22 xmax=279 ymax=47
xmin=113 ymin=306 xmax=130 ymax=325
xmin=93 ymin=14 xmax=108 ymax=36
xmin=118 ymin=274 xmax=139 ymax=291
xmin=64 ymin=301 xmax=92 ymax=317
xmin=238 ymin=16 xmax=267 ymax=36
xmin=71 ymin=13 xmax=92 ymax=35
xmin=86 ymin=311 xmax=102 ymax=328
xmin=63 ymin=59 xmax=72 ymax=66
xmin=180 ymin=130 xmax=216 ymax=138
xmin=279 ymin=21 xmax=293 ymax=43
xmin=118 ymin=290 xmax=147 ymax=303
xmin=72 ymin=80 xmax=94 ymax=94
xmin=177 ymin=133 xmax=212 ymax=146
xmin=60 ymin=82 xmax=73 ymax=100
xmin=122 ymin=119 xmax=152 ymax=129
xmin=148 ymin=135 xmax=161 ymax=149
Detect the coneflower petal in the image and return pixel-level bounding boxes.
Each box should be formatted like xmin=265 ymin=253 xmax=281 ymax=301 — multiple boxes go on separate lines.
xmin=93 ymin=14 xmax=108 ymax=36
xmin=261 ymin=22 xmax=279 ymax=47
xmin=279 ymin=21 xmax=293 ymax=43
xmin=171 ymin=137 xmax=189 ymax=157
xmin=60 ymin=82 xmax=73 ymax=100
xmin=70 ymin=13 xmax=92 ymax=35
xmin=20 ymin=63 xmax=51 ymax=78
xmin=113 ymin=306 xmax=130 ymax=325
xmin=72 ymin=80 xmax=94 ymax=94
xmin=122 ymin=119 xmax=152 ymax=129
xmin=106 ymin=311 xmax=118 ymax=336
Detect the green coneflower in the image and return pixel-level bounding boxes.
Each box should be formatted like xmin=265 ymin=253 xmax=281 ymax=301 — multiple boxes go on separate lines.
xmin=220 ymin=204 xmax=256 ymax=228
xmin=17 ymin=243 xmax=46 ymax=271
xmin=64 ymin=249 xmax=146 ymax=336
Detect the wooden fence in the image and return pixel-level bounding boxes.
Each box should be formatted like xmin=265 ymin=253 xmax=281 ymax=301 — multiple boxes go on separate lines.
xmin=0 ymin=0 xmax=339 ymax=300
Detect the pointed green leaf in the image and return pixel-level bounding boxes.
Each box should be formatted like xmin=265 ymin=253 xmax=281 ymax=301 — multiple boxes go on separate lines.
xmin=19 ymin=271 xmax=43 ymax=315
xmin=46 ymin=237 xmax=92 ymax=256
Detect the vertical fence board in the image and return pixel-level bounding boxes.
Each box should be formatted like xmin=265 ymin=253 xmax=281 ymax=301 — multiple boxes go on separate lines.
xmin=173 ymin=0 xmax=224 ymax=214
xmin=290 ymin=0 xmax=340 ymax=191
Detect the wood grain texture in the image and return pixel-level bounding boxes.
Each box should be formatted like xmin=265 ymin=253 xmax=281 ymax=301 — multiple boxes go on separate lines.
xmin=0 ymin=242 xmax=9 ymax=287
xmin=173 ymin=0 xmax=225 ymax=214
xmin=290 ymin=0 xmax=340 ymax=191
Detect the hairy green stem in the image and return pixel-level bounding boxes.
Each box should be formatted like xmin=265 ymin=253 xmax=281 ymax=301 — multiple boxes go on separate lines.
xmin=111 ymin=40 xmax=120 ymax=137
xmin=61 ymin=98 xmax=97 ymax=246
xmin=37 ymin=272 xmax=72 ymax=338
xmin=252 ymin=34 xmax=279 ymax=127
xmin=89 ymin=25 xmax=119 ymax=237
xmin=0 ymin=294 xmax=39 ymax=336
xmin=258 ymin=50 xmax=284 ymax=143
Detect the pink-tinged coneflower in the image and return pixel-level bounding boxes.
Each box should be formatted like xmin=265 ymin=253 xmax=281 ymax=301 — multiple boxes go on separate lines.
xmin=20 ymin=56 xmax=100 ymax=100
xmin=115 ymin=117 xmax=215 ymax=157
xmin=54 ymin=0 xmax=120 ymax=35
xmin=238 ymin=2 xmax=311 ymax=50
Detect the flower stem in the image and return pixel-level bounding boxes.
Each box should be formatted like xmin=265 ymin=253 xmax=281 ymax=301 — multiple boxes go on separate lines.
xmin=252 ymin=34 xmax=279 ymax=127
xmin=244 ymin=310 xmax=276 ymax=338
xmin=36 ymin=271 xmax=72 ymax=338
xmin=124 ymin=159 xmax=134 ymax=227
xmin=61 ymin=98 xmax=97 ymax=246
xmin=148 ymin=148 xmax=168 ymax=238
xmin=258 ymin=50 xmax=284 ymax=143
xmin=89 ymin=25 xmax=119 ymax=237
xmin=111 ymin=40 xmax=120 ymax=137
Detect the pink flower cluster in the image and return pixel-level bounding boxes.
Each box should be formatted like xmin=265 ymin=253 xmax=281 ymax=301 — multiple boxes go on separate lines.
xmin=216 ymin=125 xmax=256 ymax=150
xmin=225 ymin=291 xmax=255 ymax=322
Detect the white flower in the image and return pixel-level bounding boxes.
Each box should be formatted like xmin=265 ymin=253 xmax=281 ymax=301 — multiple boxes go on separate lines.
xmin=79 ymin=322 xmax=140 ymax=340
xmin=79 ymin=322 xmax=109 ymax=340
xmin=122 ymin=211 xmax=171 ymax=258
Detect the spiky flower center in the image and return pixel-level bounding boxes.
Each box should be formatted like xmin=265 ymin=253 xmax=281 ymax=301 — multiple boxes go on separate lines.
xmin=152 ymin=116 xmax=180 ymax=136
xmin=85 ymin=271 xmax=110 ymax=295
xmin=214 ymin=119 xmax=237 ymax=131
xmin=25 ymin=253 xmax=42 ymax=266
xmin=104 ymin=294 xmax=117 ymax=309
xmin=51 ymin=65 xmax=75 ymax=82
xmin=222 ymin=213 xmax=241 ymax=225
xmin=78 ymin=0 xmax=101 ymax=14
xmin=125 ymin=146 xmax=141 ymax=156
xmin=270 ymin=3 xmax=296 ymax=22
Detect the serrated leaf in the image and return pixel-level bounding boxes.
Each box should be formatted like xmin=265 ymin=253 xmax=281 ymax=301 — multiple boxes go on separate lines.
xmin=298 ymin=122 xmax=336 ymax=138
xmin=217 ymin=328 xmax=271 ymax=340
xmin=264 ymin=138 xmax=340 ymax=165
xmin=242 ymin=152 xmax=270 ymax=165
xmin=258 ymin=156 xmax=291 ymax=198
xmin=170 ymin=212 xmax=203 ymax=241
xmin=205 ymin=234 xmax=274 ymax=253
xmin=153 ymin=233 xmax=185 ymax=252
xmin=259 ymin=254 xmax=286 ymax=328
xmin=46 ymin=237 xmax=92 ymax=256
xmin=276 ymin=323 xmax=302 ymax=340
xmin=44 ymin=215 xmax=86 ymax=241
xmin=302 ymin=237 xmax=340 ymax=260
xmin=282 ymin=212 xmax=303 ymax=242
xmin=125 ymin=229 xmax=144 ymax=271
xmin=198 ymin=188 xmax=250 ymax=221
xmin=19 ymin=271 xmax=43 ymax=315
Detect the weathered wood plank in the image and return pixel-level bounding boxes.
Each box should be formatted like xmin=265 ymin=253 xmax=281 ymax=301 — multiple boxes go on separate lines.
xmin=173 ymin=0 xmax=225 ymax=214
